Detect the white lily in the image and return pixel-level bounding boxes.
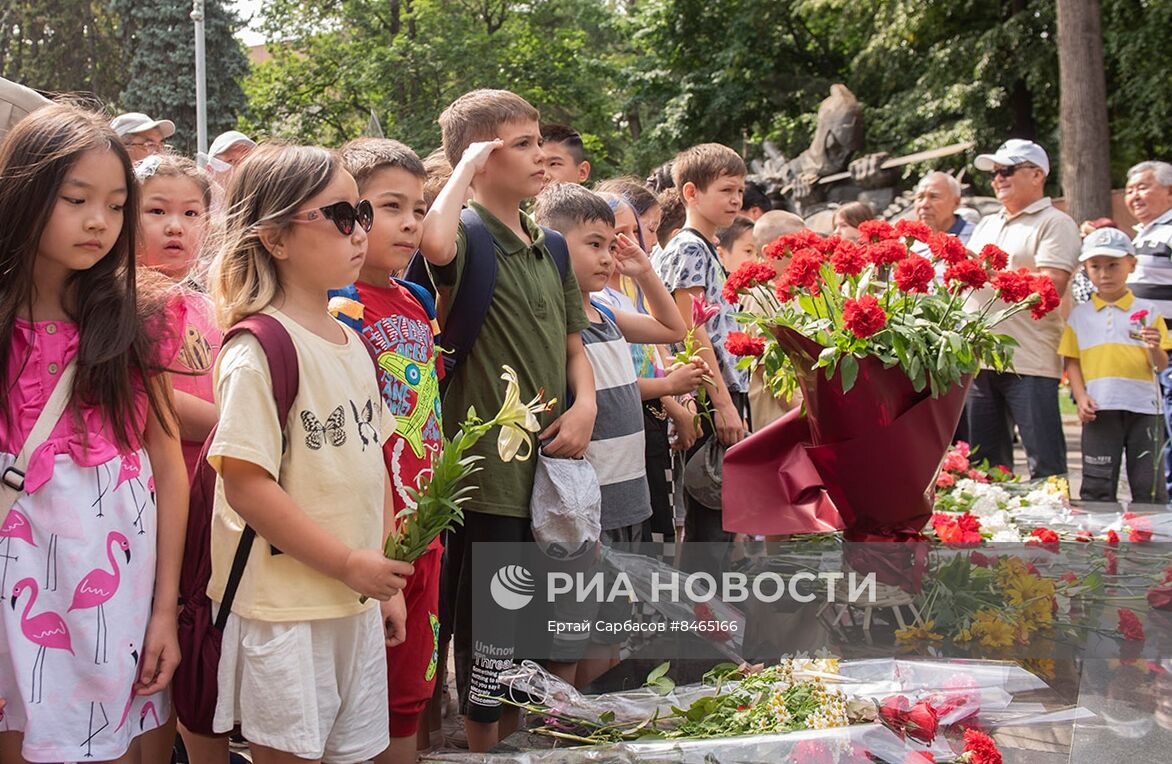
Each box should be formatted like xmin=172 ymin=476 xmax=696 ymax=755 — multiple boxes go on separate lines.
xmin=494 ymin=365 xmax=554 ymax=462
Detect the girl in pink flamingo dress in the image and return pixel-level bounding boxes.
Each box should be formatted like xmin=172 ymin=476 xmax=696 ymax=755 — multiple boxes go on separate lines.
xmin=0 ymin=105 xmax=188 ymax=763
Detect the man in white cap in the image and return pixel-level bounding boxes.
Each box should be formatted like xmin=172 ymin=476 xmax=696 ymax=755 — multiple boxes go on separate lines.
xmin=963 ymin=139 xmax=1080 ymax=479
xmin=208 ymin=129 xmax=256 ymax=169
xmin=110 ymin=111 xmax=175 ymax=162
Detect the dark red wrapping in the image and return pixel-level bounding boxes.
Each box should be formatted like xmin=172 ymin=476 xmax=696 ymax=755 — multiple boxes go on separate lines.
xmin=724 ymin=327 xmax=970 ymax=543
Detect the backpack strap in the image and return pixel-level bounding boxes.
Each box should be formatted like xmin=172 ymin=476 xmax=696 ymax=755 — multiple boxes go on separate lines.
xmin=589 ymin=299 xmax=617 ymax=324
xmin=393 ymin=277 xmax=438 ymax=321
xmin=212 ymin=313 xmax=299 ymax=631
xmin=541 ymin=226 xmax=571 ymax=283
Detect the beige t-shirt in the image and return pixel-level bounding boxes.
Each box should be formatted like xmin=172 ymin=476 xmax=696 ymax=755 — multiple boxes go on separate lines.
xmin=964 ymin=197 xmax=1080 ymax=378
xmin=207 ymin=308 xmax=394 ymax=622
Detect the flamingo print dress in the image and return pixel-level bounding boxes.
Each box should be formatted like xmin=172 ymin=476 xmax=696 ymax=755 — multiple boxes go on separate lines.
xmin=0 ymin=318 xmax=173 ymax=762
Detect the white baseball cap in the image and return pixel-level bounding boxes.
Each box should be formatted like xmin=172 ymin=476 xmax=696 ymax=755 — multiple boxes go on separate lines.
xmin=975 ymin=139 xmax=1050 ymax=176
xmin=110 ymin=112 xmax=176 ymax=139
xmin=209 ymin=130 xmax=256 ymax=159
xmin=1079 ymin=227 xmax=1136 ymax=262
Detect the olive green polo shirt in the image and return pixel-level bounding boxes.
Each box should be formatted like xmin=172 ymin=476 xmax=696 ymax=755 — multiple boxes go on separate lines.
xmin=429 ymin=201 xmax=589 ymax=518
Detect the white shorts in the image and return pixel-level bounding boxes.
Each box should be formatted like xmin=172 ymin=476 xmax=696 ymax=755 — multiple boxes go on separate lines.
xmin=213 ymin=605 xmax=389 ymax=762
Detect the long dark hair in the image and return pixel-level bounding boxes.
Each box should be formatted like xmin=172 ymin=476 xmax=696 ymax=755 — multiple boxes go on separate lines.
xmin=0 ymin=102 xmax=174 ymax=450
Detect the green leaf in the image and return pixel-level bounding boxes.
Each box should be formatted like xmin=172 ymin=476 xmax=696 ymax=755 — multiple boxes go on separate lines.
xmin=839 ymin=353 xmax=859 ymax=391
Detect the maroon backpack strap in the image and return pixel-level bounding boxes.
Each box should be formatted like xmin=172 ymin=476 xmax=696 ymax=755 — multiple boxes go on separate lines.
xmin=212 ymin=313 xmax=300 ymax=631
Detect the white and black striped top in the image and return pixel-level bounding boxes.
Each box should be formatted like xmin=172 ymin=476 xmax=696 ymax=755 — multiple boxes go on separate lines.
xmin=582 ymin=307 xmax=653 ymax=532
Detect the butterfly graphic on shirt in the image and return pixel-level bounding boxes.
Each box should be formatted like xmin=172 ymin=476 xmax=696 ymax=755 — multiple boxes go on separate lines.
xmin=350 ymin=399 xmax=379 ymax=450
xmin=300 ymin=405 xmax=347 ymax=450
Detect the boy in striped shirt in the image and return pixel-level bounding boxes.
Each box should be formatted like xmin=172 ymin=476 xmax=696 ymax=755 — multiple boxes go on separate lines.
xmin=1060 ymin=227 xmax=1172 ymax=502
xmin=533 ymin=182 xmax=708 ymax=685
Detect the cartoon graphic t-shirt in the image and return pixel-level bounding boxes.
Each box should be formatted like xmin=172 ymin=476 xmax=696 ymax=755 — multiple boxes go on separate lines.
xmin=355 ymin=281 xmax=444 ymax=551
xmin=208 ymin=308 xmax=393 ymax=621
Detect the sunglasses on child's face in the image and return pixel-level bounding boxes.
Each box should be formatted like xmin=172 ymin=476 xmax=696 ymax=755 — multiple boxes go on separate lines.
xmin=291 ymin=199 xmax=374 ymax=235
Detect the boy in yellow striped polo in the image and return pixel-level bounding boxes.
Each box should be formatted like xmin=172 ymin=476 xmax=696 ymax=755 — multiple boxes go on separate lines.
xmin=1060 ymin=227 xmax=1172 ymax=502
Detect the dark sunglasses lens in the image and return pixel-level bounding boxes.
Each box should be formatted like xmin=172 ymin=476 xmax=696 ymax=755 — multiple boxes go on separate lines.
xmin=356 ymin=200 xmax=374 ymax=232
xmin=322 ymin=201 xmax=357 ymax=235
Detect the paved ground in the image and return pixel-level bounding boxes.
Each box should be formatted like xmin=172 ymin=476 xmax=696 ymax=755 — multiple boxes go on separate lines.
xmin=232 ymin=414 xmax=1115 ymax=759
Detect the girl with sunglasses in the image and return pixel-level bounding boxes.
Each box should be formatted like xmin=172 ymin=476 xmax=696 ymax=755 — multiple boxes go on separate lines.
xmin=206 ymin=145 xmax=412 ymax=764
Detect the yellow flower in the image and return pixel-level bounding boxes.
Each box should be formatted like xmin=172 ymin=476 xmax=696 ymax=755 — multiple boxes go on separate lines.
xmin=494 ymin=365 xmax=553 ymax=462
xmin=954 ymin=628 xmax=973 ymax=644
xmin=895 ymin=620 xmax=944 ymax=642
xmin=972 ymin=608 xmax=1015 ymax=648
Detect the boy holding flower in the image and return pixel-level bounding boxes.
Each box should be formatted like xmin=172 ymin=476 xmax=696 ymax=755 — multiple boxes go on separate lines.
xmin=1059 ymin=227 xmax=1172 ymax=503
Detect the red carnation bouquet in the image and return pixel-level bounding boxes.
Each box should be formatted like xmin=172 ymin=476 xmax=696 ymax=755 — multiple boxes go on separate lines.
xmin=726 ymin=220 xmax=1059 ymax=397
xmin=722 ymin=221 xmax=1062 ymax=555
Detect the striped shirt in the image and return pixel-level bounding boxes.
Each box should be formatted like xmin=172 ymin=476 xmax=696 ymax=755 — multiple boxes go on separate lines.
xmin=581 ymin=308 xmax=652 ymax=531
xmin=1057 ymin=290 xmax=1172 ymax=415
xmin=1127 ymin=209 xmax=1172 ymax=322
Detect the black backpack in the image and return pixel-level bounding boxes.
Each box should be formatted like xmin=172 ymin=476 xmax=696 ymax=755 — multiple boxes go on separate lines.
xmin=403 ymin=206 xmax=570 ymax=390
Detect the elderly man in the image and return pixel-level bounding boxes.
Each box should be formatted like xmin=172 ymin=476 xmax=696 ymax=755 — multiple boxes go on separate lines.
xmin=110 ymin=112 xmax=175 ymax=163
xmin=1123 ymin=160 xmax=1172 ymax=493
xmin=913 ymin=171 xmax=974 ymax=244
xmin=964 ymin=139 xmax=1081 ymax=478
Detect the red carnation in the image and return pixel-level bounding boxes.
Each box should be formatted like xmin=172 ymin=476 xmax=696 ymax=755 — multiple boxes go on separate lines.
xmin=831 ymin=239 xmax=868 ymax=276
xmin=1130 ymin=309 xmax=1150 ymax=323
xmin=1148 ymin=580 xmax=1172 ymax=611
xmin=1106 ymin=529 xmax=1120 ymax=545
xmin=936 ymin=472 xmax=956 ymax=489
xmin=843 ymin=294 xmax=887 ymax=338
xmin=1030 ymin=274 xmax=1061 ymax=319
xmin=1123 ymin=512 xmax=1153 ymax=543
xmin=722 ymin=261 xmax=777 ymax=304
xmin=879 ymin=694 xmax=910 ymax=730
xmin=866 ymin=239 xmax=907 ymax=266
xmin=905 ymin=701 xmax=939 ymax=743
xmin=970 ymin=551 xmax=995 ymax=567
xmin=1075 ymin=530 xmax=1094 ymax=542
xmin=894 ymin=218 xmax=934 ymax=243
xmin=927 ymin=232 xmax=969 ymax=264
xmin=992 ymin=268 xmax=1034 ymax=304
xmin=894 ymin=255 xmax=936 ymax=294
xmin=815 ymin=234 xmax=842 ymax=255
xmin=725 ymin=331 xmax=766 ymax=357
xmin=979 ymin=244 xmax=1010 ymax=271
xmin=1029 ymin=527 xmax=1059 ymax=544
xmin=764 ymin=229 xmax=821 ymax=260
xmin=858 ymin=219 xmax=896 ymax=242
xmin=944 ymin=259 xmax=989 ymax=291
xmin=962 ymin=729 xmax=1003 ymax=764
xmin=942 ymin=451 xmax=970 ymax=473
xmin=1118 ymin=608 xmax=1145 ymax=641
xmin=956 ymin=513 xmax=981 ymax=534
xmin=779 ymin=247 xmax=824 ymax=295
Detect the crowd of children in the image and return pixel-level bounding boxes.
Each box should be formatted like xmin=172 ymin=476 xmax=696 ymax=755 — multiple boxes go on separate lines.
xmin=0 ymin=86 xmax=1169 ymax=764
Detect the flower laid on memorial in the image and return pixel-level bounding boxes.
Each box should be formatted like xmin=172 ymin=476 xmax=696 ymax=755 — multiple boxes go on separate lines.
xmin=726 ymin=227 xmax=1060 ymax=396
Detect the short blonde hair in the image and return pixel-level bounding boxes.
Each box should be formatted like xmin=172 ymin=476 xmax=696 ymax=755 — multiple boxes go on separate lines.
xmin=439 ymin=89 xmax=539 ymax=167
xmin=671 ymin=143 xmax=746 ymax=192
xmin=209 ymin=144 xmax=339 ymax=328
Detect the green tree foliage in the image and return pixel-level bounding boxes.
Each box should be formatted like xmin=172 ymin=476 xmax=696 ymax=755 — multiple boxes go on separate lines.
xmin=116 ymin=0 xmax=250 ymax=154
xmin=244 ymin=0 xmax=626 ymax=170
xmin=244 ymin=0 xmax=1170 ymax=185
xmin=0 ymin=1 xmax=128 ymax=101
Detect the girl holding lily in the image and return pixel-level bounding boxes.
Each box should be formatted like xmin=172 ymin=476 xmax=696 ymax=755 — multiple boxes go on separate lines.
xmin=205 ymin=144 xmax=413 ymax=764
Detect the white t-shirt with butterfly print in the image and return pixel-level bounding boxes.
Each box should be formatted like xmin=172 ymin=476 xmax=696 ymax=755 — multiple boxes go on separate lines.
xmin=207 ymin=307 xmax=396 ymax=621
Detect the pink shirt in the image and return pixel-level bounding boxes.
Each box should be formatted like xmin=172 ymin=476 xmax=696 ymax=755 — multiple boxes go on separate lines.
xmin=1 ymin=308 xmax=184 ymax=493
xmin=170 ymin=291 xmax=222 ymax=478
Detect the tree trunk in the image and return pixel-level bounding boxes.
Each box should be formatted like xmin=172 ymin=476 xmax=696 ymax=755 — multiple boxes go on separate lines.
xmin=1056 ymin=0 xmax=1112 ymax=224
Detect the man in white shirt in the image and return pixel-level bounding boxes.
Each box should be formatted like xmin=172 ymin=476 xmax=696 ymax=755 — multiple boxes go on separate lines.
xmin=964 ymin=139 xmax=1081 ymax=478
xmin=1123 ymin=160 xmax=1172 ymax=493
